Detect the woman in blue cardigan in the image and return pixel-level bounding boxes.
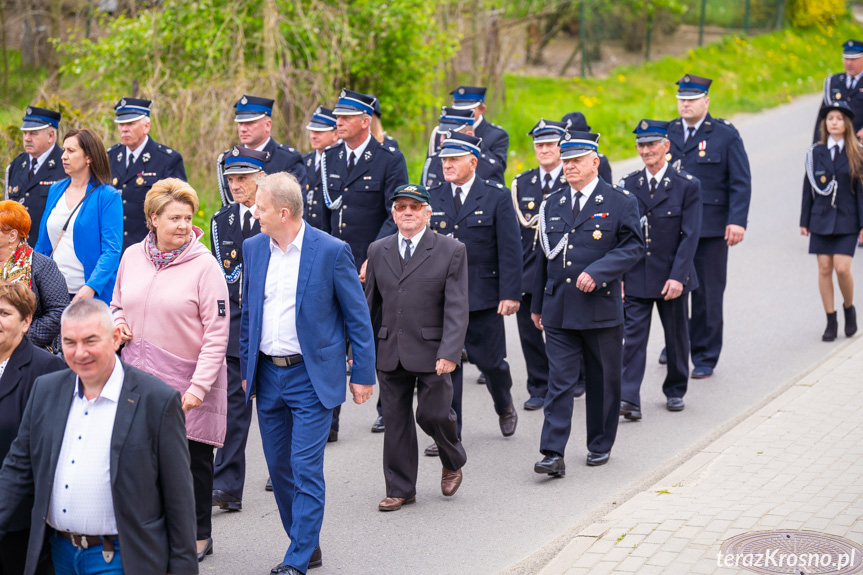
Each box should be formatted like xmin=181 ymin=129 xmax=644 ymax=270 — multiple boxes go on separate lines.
xmin=34 ymin=129 xmax=122 ymax=304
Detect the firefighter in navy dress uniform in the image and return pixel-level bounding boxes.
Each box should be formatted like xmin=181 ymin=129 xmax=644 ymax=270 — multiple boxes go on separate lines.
xmin=210 ymin=146 xmax=267 ymax=512
xmin=665 ymin=74 xmax=751 ymax=379
xmin=5 ymin=106 xmax=65 ymax=247
xmin=107 ymin=97 xmax=187 ymax=252
xmin=531 ymin=131 xmax=643 ymax=476
xmin=302 ymin=106 xmax=339 ymax=232
xmin=561 ymin=111 xmax=613 ymax=184
xmin=422 ymin=107 xmax=505 ymax=188
xmin=619 ymin=120 xmax=701 ymax=421
xmin=815 ymin=40 xmax=863 ymax=142
xmin=451 ymin=86 xmax=509 ymax=170
xmin=510 ymin=119 xmax=568 ymax=411
xmin=801 ymin=99 xmax=863 ymax=341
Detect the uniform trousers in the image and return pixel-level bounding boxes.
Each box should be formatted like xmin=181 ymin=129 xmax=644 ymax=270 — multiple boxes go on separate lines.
xmin=541 ymin=325 xmax=622 ymax=457
xmin=379 ymin=365 xmax=466 ymax=498
xmin=690 ymin=236 xmax=728 ymax=368
xmin=256 ymin=356 xmax=331 ymax=574
xmin=450 ymin=307 xmax=514 ymax=435
xmin=515 ymin=293 xmax=549 ymax=399
xmin=213 ymin=357 xmax=254 ymax=499
xmin=622 ymin=295 xmax=689 ymax=408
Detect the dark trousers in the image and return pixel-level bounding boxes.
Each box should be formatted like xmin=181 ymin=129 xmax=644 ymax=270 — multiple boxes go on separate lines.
xmin=451 ymin=308 xmax=514 ymax=434
xmin=690 ymin=236 xmax=728 ymax=368
xmin=189 ymin=439 xmax=215 ymax=541
xmin=379 ymin=366 xmax=466 ymax=498
xmin=622 ymin=295 xmax=690 ymax=407
xmin=515 ymin=293 xmax=549 ymax=399
xmin=0 ymin=528 xmax=52 ymax=575
xmin=541 ymin=325 xmax=622 ymax=457
xmin=332 ymin=312 xmax=383 ymax=430
xmin=256 ymin=357 xmax=331 ymax=574
xmin=213 ymin=357 xmax=254 ymax=499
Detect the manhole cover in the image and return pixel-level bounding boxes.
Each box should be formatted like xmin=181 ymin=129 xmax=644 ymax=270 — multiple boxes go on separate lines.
xmin=720 ymin=531 xmax=863 ymax=574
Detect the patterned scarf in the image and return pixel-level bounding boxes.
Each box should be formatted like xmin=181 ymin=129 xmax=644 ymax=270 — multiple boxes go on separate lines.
xmin=1 ymin=241 xmax=34 ymax=288
xmin=145 ymin=231 xmax=191 ymax=271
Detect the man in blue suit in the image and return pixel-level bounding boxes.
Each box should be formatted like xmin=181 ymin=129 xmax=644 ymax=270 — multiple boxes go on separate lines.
xmin=240 ymin=172 xmax=375 ymax=575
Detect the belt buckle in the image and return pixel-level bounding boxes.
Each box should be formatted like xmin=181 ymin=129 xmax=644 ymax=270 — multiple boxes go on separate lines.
xmin=273 ymin=356 xmax=288 ymax=367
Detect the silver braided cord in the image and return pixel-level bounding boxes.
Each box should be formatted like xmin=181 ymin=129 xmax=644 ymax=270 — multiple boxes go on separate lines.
xmin=805 ymin=144 xmax=838 ymax=206
xmin=216 ymin=151 xmax=232 ymax=207
xmin=538 ymin=197 xmax=568 ymax=260
xmin=320 ymin=152 xmax=343 ymax=211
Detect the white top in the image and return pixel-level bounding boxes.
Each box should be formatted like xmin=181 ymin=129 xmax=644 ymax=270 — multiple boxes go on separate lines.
xmin=682 ymin=116 xmax=706 ymax=140
xmin=253 ymin=137 xmax=272 ymax=153
xmin=125 ymin=136 xmax=149 ymax=168
xmin=260 ymin=221 xmax=305 ymax=356
xmin=571 ymin=176 xmax=600 ymax=211
xmin=344 ymin=133 xmax=373 ymax=165
xmin=31 ymin=145 xmax=55 ymax=176
xmin=450 ymin=174 xmax=477 ymax=205
xmin=539 ymin=163 xmax=563 ymax=188
xmin=398 ymin=226 xmax=426 ymax=259
xmin=48 ymin=357 xmax=124 ymax=535
xmin=0 ymin=358 xmax=10 ymax=379
xmin=239 ymin=203 xmax=257 ymax=225
xmin=474 ymin=115 xmax=485 ymax=129
xmin=314 ymin=150 xmax=323 ymax=172
xmin=847 ymin=71 xmax=863 ymax=90
xmin=46 ymin=193 xmax=86 ymax=293
xmin=827 ymin=135 xmax=845 ymax=154
xmin=644 ymin=162 xmax=669 ymax=187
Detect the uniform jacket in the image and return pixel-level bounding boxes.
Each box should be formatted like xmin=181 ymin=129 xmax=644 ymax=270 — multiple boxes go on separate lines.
xmin=816 ymin=73 xmax=863 ymax=138
xmin=383 ymin=134 xmax=400 ymax=150
xmin=0 ymin=336 xmax=65 ymax=532
xmin=620 ymin=165 xmax=702 ymax=298
xmin=800 ymin=143 xmax=863 ymax=235
xmin=321 ymin=137 xmax=409 ymax=268
xmin=219 ymin=139 xmax=308 ymax=205
xmin=421 ymin=150 xmax=505 ymax=189
xmin=0 ymin=364 xmax=198 ymax=575
xmin=210 ymin=203 xmax=260 ymax=358
xmin=302 ymin=151 xmax=330 ymax=232
xmin=532 ymin=178 xmax=644 ymax=330
xmin=512 ymin=166 xmax=568 ymax=294
xmin=597 ymin=154 xmax=613 ymax=184
xmin=240 ymin=225 xmax=376 ymax=409
xmin=667 ymin=114 xmax=751 ymax=238
xmin=474 ymin=119 xmax=509 ymax=170
xmin=5 ymin=144 xmax=65 ymax=247
xmin=365 ymin=230 xmax=469 ymax=373
xmin=34 ymin=179 xmax=123 ymax=304
xmin=107 ymin=138 xmax=186 ymax=252
xmin=112 ymin=226 xmax=229 ymax=448
xmin=428 ymin=178 xmax=523 ymax=311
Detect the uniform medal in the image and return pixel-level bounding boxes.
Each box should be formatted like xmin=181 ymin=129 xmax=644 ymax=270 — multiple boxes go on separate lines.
xmin=593 ymin=230 xmax=602 ymax=240
xmin=698 ymin=140 xmax=707 ymax=158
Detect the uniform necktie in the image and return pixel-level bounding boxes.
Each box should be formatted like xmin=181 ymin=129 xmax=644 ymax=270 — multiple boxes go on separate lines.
xmin=849 ymin=76 xmax=858 ymax=91
xmin=454 ymin=187 xmax=463 ymax=214
xmin=127 ymin=152 xmax=135 ymax=169
xmin=347 ymin=152 xmax=356 ymax=177
xmin=28 ymin=158 xmax=37 ymax=181
xmin=831 ymin=145 xmax=837 ymax=163
xmin=543 ymin=173 xmax=553 ymax=194
xmin=572 ymin=191 xmax=583 ymax=220
xmin=242 ymin=210 xmax=252 ymax=239
xmin=650 ymin=177 xmax=658 ymax=199
xmin=685 ymin=126 xmax=696 ymax=144
xmin=403 ymin=238 xmax=413 ymax=264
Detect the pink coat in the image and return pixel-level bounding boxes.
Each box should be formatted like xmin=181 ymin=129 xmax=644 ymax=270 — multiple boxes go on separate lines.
xmin=111 ymin=227 xmax=229 ymax=447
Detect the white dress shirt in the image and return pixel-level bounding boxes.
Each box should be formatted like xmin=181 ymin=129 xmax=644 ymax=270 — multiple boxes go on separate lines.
xmin=239 ymin=203 xmax=257 ymax=225
xmin=30 ymin=144 xmax=55 ymax=176
xmin=848 ymin=71 xmax=863 ymax=90
xmin=682 ymin=116 xmax=706 ymax=141
xmin=450 ymin=174 xmax=477 ymax=205
xmin=46 ymin=193 xmax=86 ymax=293
xmin=253 ymin=137 xmax=272 ymax=153
xmin=0 ymin=358 xmax=10 ymax=380
xmin=539 ymin=163 xmax=563 ymax=190
xmin=398 ymin=226 xmax=426 ymax=259
xmin=314 ymin=150 xmax=323 ymax=172
xmin=125 ymin=136 xmax=149 ymax=168
xmin=260 ymin=221 xmax=305 ymax=356
xmin=344 ymin=133 xmax=373 ymax=166
xmin=645 ymin=162 xmax=669 ymax=189
xmin=571 ymin=176 xmax=600 ymax=211
xmin=827 ymin=135 xmax=845 ymax=158
xmin=49 ymin=357 xmax=124 ymax=535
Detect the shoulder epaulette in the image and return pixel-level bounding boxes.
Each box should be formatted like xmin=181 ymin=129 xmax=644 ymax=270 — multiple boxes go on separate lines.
xmin=155 ymin=144 xmax=175 ymax=156
xmin=612 ymin=184 xmax=630 ymax=196
xmin=485 ymin=179 xmax=504 ymax=189
xmin=107 ymin=143 xmax=122 ymax=152
xmin=623 ymin=169 xmax=640 ymax=180
xmin=277 ymin=143 xmax=297 ymax=153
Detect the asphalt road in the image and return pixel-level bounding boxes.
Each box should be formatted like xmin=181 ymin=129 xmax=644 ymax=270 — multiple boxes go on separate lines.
xmin=200 ymin=93 xmax=860 ymax=575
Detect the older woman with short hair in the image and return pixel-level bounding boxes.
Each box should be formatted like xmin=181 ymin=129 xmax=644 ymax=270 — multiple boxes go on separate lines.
xmin=111 ymin=178 xmax=228 ymax=562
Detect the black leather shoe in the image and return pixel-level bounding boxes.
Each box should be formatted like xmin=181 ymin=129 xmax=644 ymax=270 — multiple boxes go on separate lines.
xmin=327 ymin=428 xmax=338 ymax=443
xmin=523 ymin=396 xmax=544 ymax=411
xmin=371 ymin=415 xmax=385 ymax=433
xmin=658 ymin=347 xmax=668 ymax=365
xmin=265 ymin=477 xmax=273 ymax=491
xmin=586 ymin=451 xmax=610 ymax=466
xmin=573 ymin=384 xmax=585 ymax=399
xmin=271 ymin=564 xmax=303 ymax=575
xmin=309 ymin=545 xmax=322 ymax=569
xmin=499 ymin=403 xmax=518 ymax=437
xmin=667 ymin=397 xmax=685 ymax=411
xmin=477 ymin=373 xmax=487 ymax=385
xmin=197 ymin=537 xmax=213 ymax=562
xmin=424 ymin=442 xmax=439 ymax=457
xmin=534 ymin=454 xmax=565 ymax=477
xmin=844 ymin=304 xmax=857 ymax=337
xmin=823 ymin=311 xmax=838 ymax=341
xmin=619 ymin=400 xmax=642 ymax=421
xmin=212 ymin=489 xmax=242 ymax=511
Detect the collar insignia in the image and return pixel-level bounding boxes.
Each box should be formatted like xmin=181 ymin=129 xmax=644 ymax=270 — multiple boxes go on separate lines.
xmin=595 ymin=194 xmax=604 ymax=204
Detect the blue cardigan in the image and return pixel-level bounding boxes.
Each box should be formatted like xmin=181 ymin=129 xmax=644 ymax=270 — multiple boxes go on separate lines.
xmin=34 ymin=178 xmax=123 ymax=303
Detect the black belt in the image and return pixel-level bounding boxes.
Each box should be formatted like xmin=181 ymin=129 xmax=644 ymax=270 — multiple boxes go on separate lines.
xmin=261 ymin=352 xmax=304 ymax=367
xmin=58 ymin=531 xmax=118 ymax=550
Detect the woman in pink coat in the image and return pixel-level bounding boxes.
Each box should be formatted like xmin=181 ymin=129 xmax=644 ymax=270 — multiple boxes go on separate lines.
xmin=111 ymin=178 xmax=229 ymax=563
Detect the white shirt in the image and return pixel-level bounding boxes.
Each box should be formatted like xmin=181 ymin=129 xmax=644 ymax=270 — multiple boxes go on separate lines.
xmin=125 ymin=136 xmax=149 ymax=168
xmin=46 ymin=192 xmax=86 ymax=293
xmin=848 ymin=71 xmax=863 ymax=90
xmin=539 ymin=163 xmax=563 ymax=190
xmin=31 ymin=144 xmax=55 ymax=176
xmin=253 ymin=137 xmax=272 ymax=153
xmin=260 ymin=222 xmax=305 ymax=356
xmin=314 ymin=150 xmax=323 ymax=172
xmin=682 ymin=116 xmax=706 ymax=140
xmin=239 ymin=203 xmax=257 ymax=227
xmin=344 ymin=133 xmax=373 ymax=166
xmin=48 ymin=358 xmax=124 ymax=535
xmin=828 ymin=136 xmax=845 ymax=156
xmin=644 ymin=162 xmax=669 ymax=189
xmin=474 ymin=114 xmax=485 ymax=129
xmin=571 ymin=176 xmax=600 ymax=211
xmin=398 ymin=226 xmax=426 ymax=259
xmin=450 ymin=174 xmax=477 ymax=205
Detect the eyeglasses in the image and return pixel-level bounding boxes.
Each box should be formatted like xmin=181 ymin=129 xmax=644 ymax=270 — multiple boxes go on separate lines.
xmin=393 ymin=203 xmax=427 ymax=213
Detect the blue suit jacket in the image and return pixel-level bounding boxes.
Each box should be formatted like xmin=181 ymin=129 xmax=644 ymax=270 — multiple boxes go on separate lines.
xmin=34 ymin=178 xmax=123 ymax=304
xmin=239 ymin=224 xmax=375 ymax=409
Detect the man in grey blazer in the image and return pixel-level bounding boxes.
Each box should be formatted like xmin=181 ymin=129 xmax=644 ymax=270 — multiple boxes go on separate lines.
xmin=0 ymin=299 xmax=197 ymax=575
xmin=365 ymin=184 xmax=469 ymax=511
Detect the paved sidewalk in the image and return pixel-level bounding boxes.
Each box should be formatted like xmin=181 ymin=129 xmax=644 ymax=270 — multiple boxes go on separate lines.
xmin=538 ymin=335 xmax=863 ymax=575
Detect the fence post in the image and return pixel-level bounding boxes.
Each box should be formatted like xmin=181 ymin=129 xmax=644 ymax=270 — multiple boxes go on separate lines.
xmin=580 ymin=0 xmax=586 ymax=78
xmin=743 ymin=0 xmax=751 ymax=34
xmin=698 ymin=0 xmax=707 ymax=46
xmin=645 ymin=4 xmax=653 ymax=62
xmin=776 ymin=0 xmax=786 ymax=29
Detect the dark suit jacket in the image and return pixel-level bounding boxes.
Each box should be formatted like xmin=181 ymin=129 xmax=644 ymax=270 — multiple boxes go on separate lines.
xmin=365 ymin=230 xmax=468 ymax=373
xmin=0 ymin=337 xmax=65 ymax=532
xmin=5 ymin=144 xmax=66 ymax=247
xmin=801 ymin=143 xmax=863 ymax=235
xmin=0 ymin=363 xmax=198 ymax=575
xmin=473 ymin=118 xmax=509 ymax=170
xmin=421 ymin=150 xmax=505 ymax=188
xmin=815 ymin=73 xmax=863 ymax=138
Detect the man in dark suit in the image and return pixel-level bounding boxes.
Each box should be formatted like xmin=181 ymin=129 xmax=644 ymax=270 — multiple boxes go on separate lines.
xmin=450 ymin=86 xmax=509 ymax=170
xmin=5 ymin=106 xmax=65 ymax=247
xmin=532 ymin=131 xmax=644 ymax=475
xmin=421 ymin=107 xmax=505 ymax=188
xmin=240 ymin=172 xmax=375 ymax=575
xmin=815 ymin=40 xmax=863 ymax=141
xmin=106 ymin=97 xmax=187 ymax=253
xmin=210 ymin=146 xmax=267 ymax=512
xmin=666 ymin=74 xmax=751 ymax=379
xmin=0 ymin=298 xmax=197 ymax=575
xmin=365 ymin=184 xmax=468 ymax=511
xmin=426 ymin=132 xmax=522 ymax=453
xmin=302 ymin=106 xmax=338 ymax=232
xmin=619 ymin=120 xmax=702 ymax=420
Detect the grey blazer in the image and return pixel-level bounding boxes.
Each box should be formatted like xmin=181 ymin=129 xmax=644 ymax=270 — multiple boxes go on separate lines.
xmin=365 ymin=229 xmax=469 ymax=373
xmin=0 ymin=363 xmax=198 ymax=575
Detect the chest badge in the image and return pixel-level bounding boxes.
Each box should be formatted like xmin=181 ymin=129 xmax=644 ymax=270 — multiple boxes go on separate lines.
xmin=112 ymin=178 xmax=118 ymax=186
xmin=836 ymin=92 xmax=843 ymax=100
xmin=698 ymin=140 xmax=707 ymax=157
xmin=593 ymin=230 xmax=602 ymax=240
xmin=223 ymin=259 xmax=231 ymax=268
xmin=440 ymin=221 xmax=447 ymax=229
xmin=11 ymin=186 xmax=18 ymax=194
xmin=136 ymin=176 xmax=144 ymax=185
xmin=527 ymin=201 xmax=535 ymax=209
xmin=231 ymin=249 xmax=237 ymax=258
xmin=142 ymin=152 xmax=150 ymax=163
xmin=821 ymin=175 xmax=828 ymax=183
xmin=665 ymin=152 xmax=672 ymax=161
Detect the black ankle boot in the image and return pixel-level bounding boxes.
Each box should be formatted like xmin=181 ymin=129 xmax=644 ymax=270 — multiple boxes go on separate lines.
xmin=844 ymin=305 xmax=857 ymax=337
xmin=823 ymin=311 xmax=838 ymax=342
